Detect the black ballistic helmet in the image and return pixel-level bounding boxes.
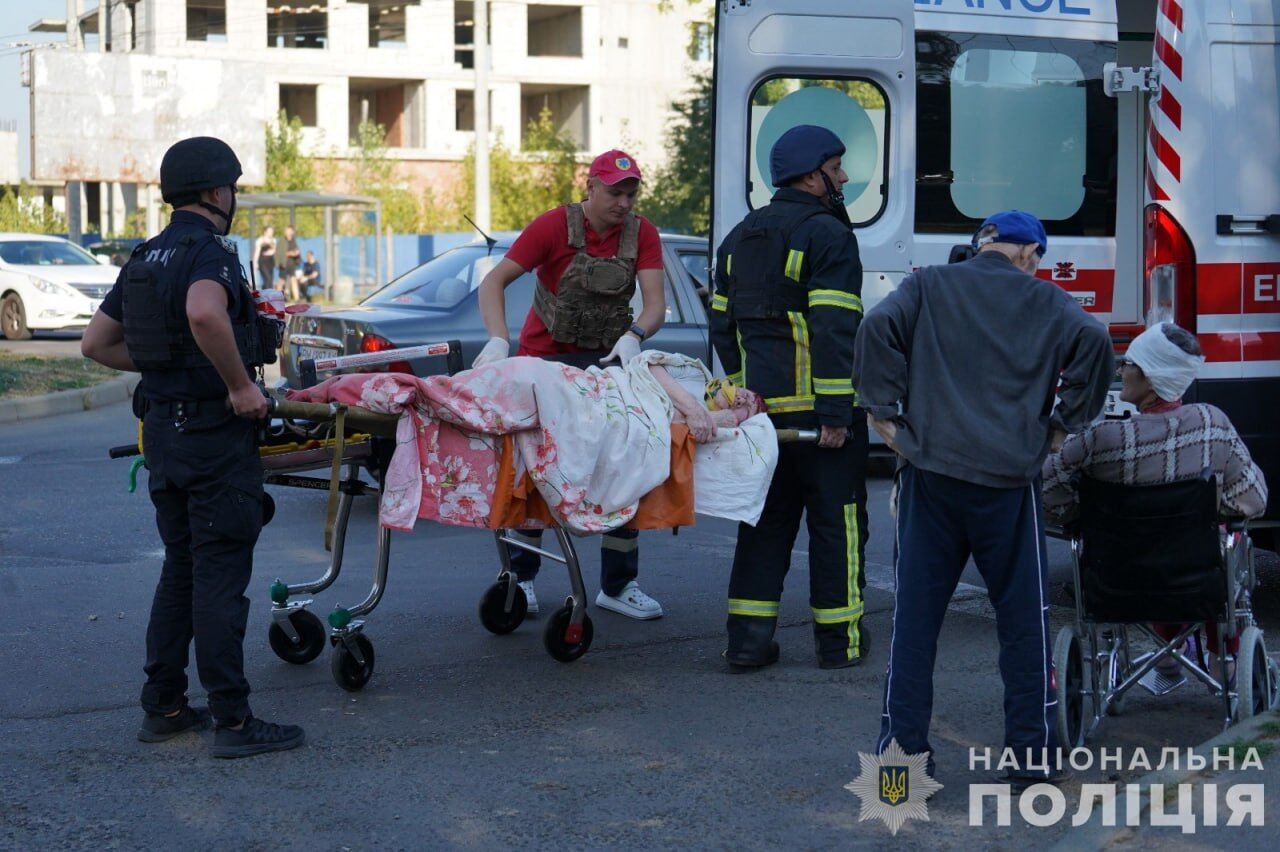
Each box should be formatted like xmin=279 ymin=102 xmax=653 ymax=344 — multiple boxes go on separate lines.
xmin=159 ymin=136 xmax=242 ymax=205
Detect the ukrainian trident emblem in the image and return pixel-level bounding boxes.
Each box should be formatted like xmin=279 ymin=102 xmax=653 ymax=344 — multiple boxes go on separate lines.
xmin=846 ymin=739 xmax=943 ymax=835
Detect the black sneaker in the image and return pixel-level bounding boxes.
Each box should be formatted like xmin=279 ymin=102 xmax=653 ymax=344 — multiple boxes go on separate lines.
xmin=210 ymin=717 xmax=306 ymax=759
xmin=725 ymin=640 xmax=781 ymax=673
xmin=137 ymin=705 xmax=212 ymax=743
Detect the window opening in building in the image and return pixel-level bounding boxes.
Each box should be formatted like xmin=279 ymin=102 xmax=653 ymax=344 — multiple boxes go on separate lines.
xmin=455 ymin=90 xmax=494 ymax=133
xmin=268 ymin=1 xmax=328 ymax=49
xmin=187 ymin=0 xmax=227 ymax=42
xmin=454 ymin=2 xmax=490 ymax=69
xmin=350 ymin=79 xmax=423 ymax=148
xmin=520 ymin=84 xmax=589 ymax=151
xmin=280 ymin=85 xmax=319 ymax=127
xmin=528 ymin=5 xmax=582 ymax=58
xmin=352 ymin=1 xmax=418 ymax=48
xmin=748 ymin=77 xmax=890 ymax=226
xmin=914 ymin=33 xmax=1117 ymax=236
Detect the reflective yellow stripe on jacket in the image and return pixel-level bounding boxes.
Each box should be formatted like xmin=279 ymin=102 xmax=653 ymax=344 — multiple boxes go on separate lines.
xmin=808 ymin=289 xmax=863 ymax=312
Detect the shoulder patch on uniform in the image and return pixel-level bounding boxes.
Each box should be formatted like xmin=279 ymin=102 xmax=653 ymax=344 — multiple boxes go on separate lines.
xmin=212 ymin=234 xmax=238 ymax=255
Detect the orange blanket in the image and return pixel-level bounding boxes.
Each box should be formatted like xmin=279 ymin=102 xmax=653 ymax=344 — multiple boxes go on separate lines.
xmin=490 ymin=424 xmax=696 ymax=530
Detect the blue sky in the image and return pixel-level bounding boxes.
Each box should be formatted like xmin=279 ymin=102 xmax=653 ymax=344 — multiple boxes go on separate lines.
xmin=0 ymin=0 xmax=90 ymax=178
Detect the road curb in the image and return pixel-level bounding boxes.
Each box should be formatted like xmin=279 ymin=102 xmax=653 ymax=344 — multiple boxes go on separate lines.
xmin=1050 ymin=706 xmax=1280 ymax=850
xmin=0 ymin=373 xmax=140 ymax=425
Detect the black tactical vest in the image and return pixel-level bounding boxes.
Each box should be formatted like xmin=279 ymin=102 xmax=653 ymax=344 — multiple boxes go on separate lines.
xmin=122 ymin=234 xmax=277 ymax=372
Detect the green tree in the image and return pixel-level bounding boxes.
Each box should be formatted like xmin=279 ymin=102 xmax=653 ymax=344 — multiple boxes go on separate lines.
xmin=265 ymin=111 xmax=316 ymax=192
xmin=643 ymin=71 xmax=712 ymax=235
xmin=461 ymin=107 xmax=582 ymax=231
xmin=0 ymin=183 xmax=66 ymax=234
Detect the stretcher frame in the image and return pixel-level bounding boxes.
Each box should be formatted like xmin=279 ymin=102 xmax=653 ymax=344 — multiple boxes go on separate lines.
xmin=133 ymin=342 xmax=818 ymax=691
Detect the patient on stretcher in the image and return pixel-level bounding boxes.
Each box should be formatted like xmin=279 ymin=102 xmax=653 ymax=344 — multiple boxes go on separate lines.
xmin=647 ymin=366 xmax=765 ymax=443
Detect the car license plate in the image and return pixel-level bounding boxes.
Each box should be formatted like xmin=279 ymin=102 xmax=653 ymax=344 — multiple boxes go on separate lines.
xmin=296 ymin=345 xmax=337 ymax=365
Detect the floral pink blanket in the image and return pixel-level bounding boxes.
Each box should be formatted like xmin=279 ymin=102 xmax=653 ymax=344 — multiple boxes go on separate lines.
xmin=286 ymin=357 xmax=675 ymax=534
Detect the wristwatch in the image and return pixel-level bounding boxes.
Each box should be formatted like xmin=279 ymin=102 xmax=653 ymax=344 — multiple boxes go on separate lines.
xmin=628 ymin=323 xmax=647 ymax=341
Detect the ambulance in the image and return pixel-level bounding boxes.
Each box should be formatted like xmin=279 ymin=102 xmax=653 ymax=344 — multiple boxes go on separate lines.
xmin=712 ymin=0 xmax=1280 ymax=544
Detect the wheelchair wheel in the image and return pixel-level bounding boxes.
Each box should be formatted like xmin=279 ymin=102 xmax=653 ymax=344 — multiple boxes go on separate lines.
xmin=1053 ymin=627 xmax=1089 ymax=748
xmin=1235 ymin=627 xmax=1271 ymax=720
xmin=543 ymin=604 xmax=593 ymax=663
xmin=331 ymin=634 xmax=375 ymax=692
xmin=267 ymin=609 xmax=327 ymax=665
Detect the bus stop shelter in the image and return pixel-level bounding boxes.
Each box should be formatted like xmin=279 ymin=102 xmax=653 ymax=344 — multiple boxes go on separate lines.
xmin=237 ymin=191 xmax=382 ymax=300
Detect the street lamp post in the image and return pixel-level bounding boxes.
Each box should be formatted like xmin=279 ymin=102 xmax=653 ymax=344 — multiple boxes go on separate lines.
xmin=474 ymin=0 xmax=491 ymax=234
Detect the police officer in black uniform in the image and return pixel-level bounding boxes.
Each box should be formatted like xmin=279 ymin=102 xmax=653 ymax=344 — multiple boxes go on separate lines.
xmin=710 ymin=125 xmax=870 ymax=671
xmin=82 ymin=137 xmax=304 ymax=757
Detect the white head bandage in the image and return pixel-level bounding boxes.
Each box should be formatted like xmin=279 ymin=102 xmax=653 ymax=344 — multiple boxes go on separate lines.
xmin=1125 ymin=323 xmax=1205 ymax=401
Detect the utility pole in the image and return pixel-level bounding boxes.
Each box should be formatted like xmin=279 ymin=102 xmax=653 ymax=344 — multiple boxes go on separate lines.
xmin=65 ymin=0 xmax=84 ymax=243
xmin=474 ymin=0 xmax=491 ymax=233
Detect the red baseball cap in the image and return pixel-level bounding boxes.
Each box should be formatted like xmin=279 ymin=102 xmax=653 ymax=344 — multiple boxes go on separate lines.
xmin=588 ymin=149 xmax=643 ymax=185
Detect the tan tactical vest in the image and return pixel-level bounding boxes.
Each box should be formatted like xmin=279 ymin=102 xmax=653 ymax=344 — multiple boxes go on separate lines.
xmin=532 ymin=203 xmax=638 ymax=349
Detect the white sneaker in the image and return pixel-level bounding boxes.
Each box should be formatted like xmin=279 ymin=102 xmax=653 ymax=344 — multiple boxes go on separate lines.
xmin=518 ymin=580 xmax=539 ymax=616
xmin=595 ymin=581 xmax=663 ymax=620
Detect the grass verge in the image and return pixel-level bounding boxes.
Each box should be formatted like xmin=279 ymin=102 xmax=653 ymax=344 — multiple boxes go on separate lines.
xmin=0 ymin=352 xmax=118 ymax=399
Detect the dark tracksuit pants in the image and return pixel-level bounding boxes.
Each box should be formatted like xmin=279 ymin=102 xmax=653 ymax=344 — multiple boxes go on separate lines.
xmin=504 ymin=348 xmax=642 ymax=597
xmin=141 ymin=406 xmax=263 ymax=726
xmin=878 ymin=464 xmax=1059 ymax=772
xmin=726 ymin=419 xmax=869 ymax=665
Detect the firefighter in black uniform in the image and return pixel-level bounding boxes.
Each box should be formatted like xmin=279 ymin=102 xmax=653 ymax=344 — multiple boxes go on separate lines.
xmin=81 ymin=137 xmax=304 ymax=757
xmin=710 ymin=125 xmax=869 ymax=671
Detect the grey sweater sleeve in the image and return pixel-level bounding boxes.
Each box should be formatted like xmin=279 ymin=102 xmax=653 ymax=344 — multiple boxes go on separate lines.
xmin=1052 ymin=304 xmax=1115 ymax=433
xmin=853 ymin=272 xmax=922 ymax=421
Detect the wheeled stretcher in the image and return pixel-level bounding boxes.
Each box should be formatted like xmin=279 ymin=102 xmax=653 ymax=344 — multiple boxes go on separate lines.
xmin=112 ymin=342 xmax=814 ymax=692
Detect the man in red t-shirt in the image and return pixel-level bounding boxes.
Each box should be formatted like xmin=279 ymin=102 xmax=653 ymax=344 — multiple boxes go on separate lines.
xmin=474 ymin=149 xmax=667 ymax=621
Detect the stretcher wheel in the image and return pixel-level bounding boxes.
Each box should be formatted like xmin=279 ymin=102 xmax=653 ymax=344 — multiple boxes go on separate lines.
xmin=1236 ymin=626 xmax=1270 ymax=720
xmin=543 ymin=605 xmax=593 ymax=663
xmin=331 ymin=634 xmax=375 ymax=691
xmin=267 ymin=610 xmax=327 ymax=665
xmin=478 ymin=578 xmax=527 ymax=635
xmin=1053 ymin=627 xmax=1088 ymax=748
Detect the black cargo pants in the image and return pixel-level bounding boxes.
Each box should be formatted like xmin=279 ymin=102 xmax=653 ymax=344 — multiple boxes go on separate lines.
xmin=141 ymin=404 xmax=263 ymax=726
xmin=726 ymin=418 xmax=869 ymax=665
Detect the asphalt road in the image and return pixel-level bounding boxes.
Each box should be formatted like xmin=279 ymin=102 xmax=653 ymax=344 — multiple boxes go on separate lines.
xmin=1 ymin=400 xmax=1276 ymax=848
xmin=0 ymin=330 xmax=86 ymax=358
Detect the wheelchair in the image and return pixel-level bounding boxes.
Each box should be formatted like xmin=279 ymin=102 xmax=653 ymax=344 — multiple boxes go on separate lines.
xmin=1052 ymin=474 xmax=1279 ymax=747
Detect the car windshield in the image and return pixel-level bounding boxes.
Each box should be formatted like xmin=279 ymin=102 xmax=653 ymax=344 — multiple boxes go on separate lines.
xmin=0 ymin=239 xmax=99 ymax=266
xmin=363 ymin=246 xmax=503 ymax=309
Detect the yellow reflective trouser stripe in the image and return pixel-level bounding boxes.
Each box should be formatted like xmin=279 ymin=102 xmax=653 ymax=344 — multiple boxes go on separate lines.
xmin=764 ymin=394 xmax=815 ymax=413
xmin=846 ymin=503 xmax=863 ymax=659
xmin=813 ymin=377 xmax=854 ymax=395
xmin=812 ymin=603 xmax=865 ymax=624
xmin=785 ymin=249 xmax=804 ymax=282
xmin=728 ymin=598 xmax=780 ymax=617
xmin=788 ymin=312 xmax=811 ymax=398
xmin=711 ymin=293 xmax=728 ymax=312
xmin=808 ymin=290 xmax=864 ymax=312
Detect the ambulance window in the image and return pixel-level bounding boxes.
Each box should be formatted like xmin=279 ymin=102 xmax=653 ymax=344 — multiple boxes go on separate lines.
xmin=915 ymin=34 xmax=1117 ymax=237
xmin=747 ymin=78 xmax=890 ymax=226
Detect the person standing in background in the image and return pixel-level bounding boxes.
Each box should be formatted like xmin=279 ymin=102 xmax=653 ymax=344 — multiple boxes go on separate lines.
xmin=252 ymin=226 xmax=275 ymax=288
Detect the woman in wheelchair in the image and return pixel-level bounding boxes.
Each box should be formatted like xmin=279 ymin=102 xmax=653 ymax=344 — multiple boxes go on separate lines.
xmin=1043 ymin=322 xmax=1268 ymax=683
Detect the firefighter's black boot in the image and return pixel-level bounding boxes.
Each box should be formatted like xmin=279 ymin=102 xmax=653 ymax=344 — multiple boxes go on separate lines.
xmin=725 ymin=614 xmax=781 ymax=672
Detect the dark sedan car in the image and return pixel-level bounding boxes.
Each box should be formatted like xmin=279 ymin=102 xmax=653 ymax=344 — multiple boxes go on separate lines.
xmin=280 ymin=233 xmax=714 ymax=387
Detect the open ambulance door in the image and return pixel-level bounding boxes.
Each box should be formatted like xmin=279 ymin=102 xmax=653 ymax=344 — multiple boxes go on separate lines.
xmin=711 ymin=0 xmax=917 ymax=309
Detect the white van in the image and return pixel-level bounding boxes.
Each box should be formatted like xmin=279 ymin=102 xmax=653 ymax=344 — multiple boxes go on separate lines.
xmin=712 ymin=0 xmax=1280 ymax=542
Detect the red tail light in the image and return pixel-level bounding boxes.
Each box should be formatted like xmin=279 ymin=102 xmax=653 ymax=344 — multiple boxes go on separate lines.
xmin=1143 ymin=204 xmax=1197 ymax=332
xmin=359 ymin=332 xmax=413 ymax=375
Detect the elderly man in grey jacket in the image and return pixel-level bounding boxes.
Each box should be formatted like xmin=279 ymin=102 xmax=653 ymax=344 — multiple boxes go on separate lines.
xmin=853 ymin=210 xmax=1114 ymax=789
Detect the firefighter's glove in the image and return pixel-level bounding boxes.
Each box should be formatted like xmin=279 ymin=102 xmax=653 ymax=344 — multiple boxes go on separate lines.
xmin=473 ymin=337 xmax=510 ymax=368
